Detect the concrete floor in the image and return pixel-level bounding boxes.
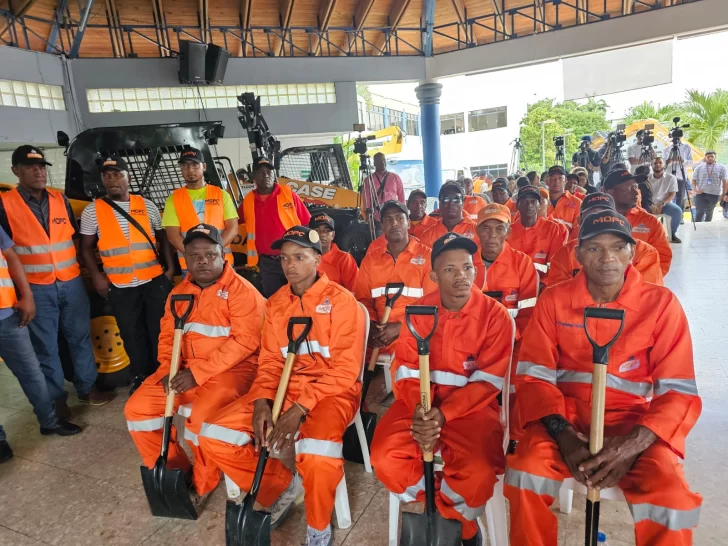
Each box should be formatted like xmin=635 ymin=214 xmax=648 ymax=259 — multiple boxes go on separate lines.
xmin=0 ymin=216 xmax=726 ymax=546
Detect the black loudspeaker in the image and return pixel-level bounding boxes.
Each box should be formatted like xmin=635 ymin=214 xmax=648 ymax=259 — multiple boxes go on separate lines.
xmin=178 ymin=40 xmax=207 ymax=83
xmin=206 ymin=45 xmax=231 ymax=85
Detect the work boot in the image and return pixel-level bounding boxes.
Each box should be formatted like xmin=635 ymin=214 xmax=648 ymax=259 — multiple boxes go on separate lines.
xmin=305 ymin=524 xmax=333 ymax=546
xmin=672 ymin=235 xmax=682 ymax=244
xmin=270 ymin=473 xmax=303 ymax=529
xmin=129 ymin=375 xmax=145 ymax=396
xmin=78 ymin=387 xmax=115 ymax=406
xmin=55 ymin=398 xmax=72 ymax=420
xmin=40 ymin=420 xmax=83 ymax=436
xmin=462 ymin=527 xmax=483 ymax=546
xmin=0 ymin=440 xmax=13 ymax=463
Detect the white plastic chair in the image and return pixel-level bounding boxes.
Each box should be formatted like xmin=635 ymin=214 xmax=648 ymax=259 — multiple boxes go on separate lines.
xmin=377 ymin=352 xmax=394 ymax=395
xmin=657 ymin=214 xmax=671 ymax=239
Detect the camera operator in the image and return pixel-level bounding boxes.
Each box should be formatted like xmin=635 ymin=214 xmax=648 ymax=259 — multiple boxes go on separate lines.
xmin=648 ymin=157 xmax=683 ymax=242
xmin=571 ymin=136 xmax=600 ymax=185
xmin=598 ymin=130 xmax=625 ymax=180
xmin=691 ymin=150 xmax=728 ymax=222
xmin=363 ymin=152 xmax=405 ymax=223
xmin=627 ymin=130 xmax=655 ymax=172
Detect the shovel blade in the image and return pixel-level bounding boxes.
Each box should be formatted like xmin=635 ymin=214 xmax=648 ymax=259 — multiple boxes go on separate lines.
xmin=399 ymin=511 xmax=462 ymax=546
xmin=225 ymin=498 xmax=271 ymax=546
xmin=140 ymin=464 xmax=197 ymax=520
xmin=342 ymin=411 xmax=377 ymax=465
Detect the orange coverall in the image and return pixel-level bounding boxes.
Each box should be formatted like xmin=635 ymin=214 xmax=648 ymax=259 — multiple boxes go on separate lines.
xmin=420 ymin=217 xmax=486 ymax=289
xmin=463 ymin=195 xmax=489 ymax=220
xmin=505 ymin=266 xmax=702 ymax=546
xmin=504 ymin=198 xmax=518 ymax=216
xmin=624 ymin=206 xmax=673 ymax=275
xmin=549 ymin=238 xmax=663 ymax=286
xmin=547 ymin=192 xmax=581 ymax=234
xmin=198 ymin=275 xmax=364 ymax=531
xmin=124 ymin=265 xmax=265 ymax=495
xmin=371 ymin=288 xmax=513 ymax=540
xmin=318 ymin=243 xmax=358 ymax=291
xmin=409 ymin=214 xmax=438 ymax=241
xmin=508 ymin=217 xmax=568 ymax=284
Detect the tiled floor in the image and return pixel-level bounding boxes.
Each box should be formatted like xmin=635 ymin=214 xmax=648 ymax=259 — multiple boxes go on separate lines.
xmin=1 ymin=216 xmax=726 ymax=546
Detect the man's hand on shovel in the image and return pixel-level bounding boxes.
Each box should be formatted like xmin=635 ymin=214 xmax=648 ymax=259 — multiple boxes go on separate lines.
xmin=253 ymin=399 xmax=273 ymax=453
xmin=411 ymin=404 xmax=445 ymax=454
xmin=268 ymin=404 xmax=307 ymax=453
xmin=373 ymin=321 xmax=402 ymax=348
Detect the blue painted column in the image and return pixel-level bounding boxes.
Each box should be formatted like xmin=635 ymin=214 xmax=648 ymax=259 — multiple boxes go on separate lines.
xmin=415 ymin=82 xmax=443 ymax=198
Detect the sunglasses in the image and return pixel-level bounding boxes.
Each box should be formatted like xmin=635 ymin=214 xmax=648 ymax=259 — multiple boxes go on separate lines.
xmin=440 ymin=195 xmax=463 ymax=204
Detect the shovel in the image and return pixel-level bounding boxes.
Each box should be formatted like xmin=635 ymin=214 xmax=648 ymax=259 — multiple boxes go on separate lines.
xmin=583 ymin=307 xmax=625 ymax=546
xmin=140 ymin=293 xmax=197 ymax=520
xmin=343 ymin=282 xmax=404 ymax=465
xmin=226 ymin=316 xmax=313 ymax=546
xmin=399 ymin=305 xmax=462 ymax=546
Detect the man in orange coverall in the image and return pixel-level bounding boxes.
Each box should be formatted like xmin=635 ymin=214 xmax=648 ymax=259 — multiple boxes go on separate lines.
xmin=125 ymin=223 xmax=266 ymax=500
xmin=549 ymin=192 xmax=663 ymax=286
xmin=371 ymin=232 xmax=514 ymax=546
xmin=545 ymin=165 xmax=581 ymax=234
xmin=505 ymin=210 xmax=702 ymax=546
xmin=309 ymin=213 xmax=358 ymax=291
xmin=407 ymin=190 xmax=437 ymax=240
xmin=461 ymin=177 xmax=489 ymax=220
xmin=198 ymin=225 xmax=364 ymax=546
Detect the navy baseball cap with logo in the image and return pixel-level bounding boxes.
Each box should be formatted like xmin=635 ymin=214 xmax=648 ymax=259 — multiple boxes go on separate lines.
xmin=183 ymin=223 xmax=224 ymax=247
xmin=491 ymin=178 xmax=508 ymax=192
xmin=309 ymin=213 xmax=335 ymax=231
xmin=431 ymin=232 xmax=478 ymax=267
xmin=602 ymin=169 xmax=647 ymax=191
xmin=439 ymin=181 xmax=464 ymax=198
xmin=580 ymin=192 xmax=615 ymax=215
xmin=408 ymin=189 xmax=427 ymax=202
xmin=12 ymin=145 xmax=52 ymax=167
xmin=271 ymin=225 xmax=322 ymax=254
xmin=579 ymin=210 xmax=636 ymax=245
xmin=99 ymin=154 xmax=128 ymax=172
xmin=178 ymin=147 xmax=204 ymax=164
xmin=548 ymin=165 xmax=566 ymax=177
xmin=380 ymin=200 xmax=409 ymax=217
xmin=517 ymin=185 xmax=541 ymax=202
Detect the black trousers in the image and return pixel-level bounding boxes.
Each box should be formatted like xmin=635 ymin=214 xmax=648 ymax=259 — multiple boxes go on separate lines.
xmin=695 ymin=193 xmax=721 ymax=222
xmin=259 ymin=254 xmax=288 ymax=298
xmin=108 ymin=274 xmax=172 ymax=378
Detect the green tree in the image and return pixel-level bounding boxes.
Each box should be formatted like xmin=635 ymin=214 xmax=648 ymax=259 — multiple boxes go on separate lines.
xmin=518 ymin=99 xmax=611 ymax=171
xmin=334 ymin=135 xmax=362 ymax=189
xmin=623 ymin=100 xmax=685 ymax=125
xmin=681 ymin=89 xmax=728 ymax=150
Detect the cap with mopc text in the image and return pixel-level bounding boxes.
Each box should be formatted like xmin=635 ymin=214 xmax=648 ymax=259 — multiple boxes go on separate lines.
xmin=178 ymin=147 xmax=204 ymax=164
xmin=578 ymin=210 xmax=636 ymax=245
xmin=99 ymin=154 xmax=128 ymax=172
xmin=309 ymin=213 xmax=335 ymax=231
xmin=12 ymin=145 xmax=52 ymax=167
xmin=477 ymin=203 xmax=511 ymax=226
xmin=380 ymin=200 xmax=409 ymax=217
xmin=431 ymin=232 xmax=478 ymax=267
xmin=491 ymin=178 xmax=508 ymax=192
xmin=580 ymin=192 xmax=615 ymax=215
xmin=517 ymin=185 xmax=541 ymax=202
xmin=271 ymin=225 xmax=322 ymax=254
xmin=601 ymin=169 xmax=647 ymax=191
xmin=183 ymin=223 xmax=224 ymax=247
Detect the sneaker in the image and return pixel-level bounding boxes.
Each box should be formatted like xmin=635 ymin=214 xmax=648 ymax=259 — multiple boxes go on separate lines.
xmin=671 ymin=235 xmax=682 ymax=244
xmin=40 ymin=420 xmax=83 ymax=436
xmin=78 ymin=387 xmax=115 ymax=406
xmin=129 ymin=375 xmax=146 ymax=396
xmin=305 ymin=524 xmax=333 ymax=546
xmin=271 ymin=473 xmax=303 ymax=529
xmin=55 ymin=398 xmax=72 ymax=420
xmin=0 ymin=440 xmax=13 ymax=463
xmin=462 ymin=527 xmax=483 ymax=546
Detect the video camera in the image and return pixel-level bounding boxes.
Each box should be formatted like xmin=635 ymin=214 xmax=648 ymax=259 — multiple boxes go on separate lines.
xmin=669 ymin=117 xmax=690 ymax=143
xmin=352 ymin=123 xmax=376 ymax=155
xmin=609 ymin=124 xmax=627 ymax=147
xmin=553 ymin=135 xmax=565 ymax=148
xmin=642 ymin=124 xmax=655 ymax=147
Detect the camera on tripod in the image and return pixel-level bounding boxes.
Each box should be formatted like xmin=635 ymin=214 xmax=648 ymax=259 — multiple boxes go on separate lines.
xmin=352 ymin=123 xmax=376 ymax=155
xmin=642 ymin=124 xmax=655 ymax=147
xmin=669 ymin=117 xmax=690 ymax=143
xmin=609 ymin=124 xmax=627 ymax=147
xmin=553 ymin=136 xmax=565 ymax=148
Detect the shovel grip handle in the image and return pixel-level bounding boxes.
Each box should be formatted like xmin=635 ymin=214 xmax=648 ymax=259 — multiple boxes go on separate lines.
xmin=587 ymin=364 xmax=607 ymax=503
xmin=367 ymin=306 xmax=393 ymax=372
xmin=272 ymin=352 xmax=296 ymax=424
xmin=164 ymin=328 xmax=183 ymax=417
xmin=170 ymin=294 xmax=194 ymax=330
xmin=583 ymin=307 xmax=625 ymax=365
xmin=405 ymin=306 xmax=439 ymax=356
xmin=384 ymin=282 xmax=405 ymax=308
xmin=419 ymin=354 xmax=434 ymax=463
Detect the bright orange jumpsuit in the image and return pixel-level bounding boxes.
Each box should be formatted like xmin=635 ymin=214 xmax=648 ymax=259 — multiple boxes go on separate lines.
xmin=624 ymin=206 xmax=673 ymax=275
xmin=318 ymin=243 xmax=358 ymax=291
xmin=508 ymin=217 xmax=567 ymax=284
xmin=505 ymin=267 xmax=702 ymax=546
xmin=549 ymin=238 xmax=663 ymax=286
xmin=197 ymin=275 xmax=363 ymax=531
xmin=504 ymin=198 xmax=518 ymax=216
xmin=420 ymin=217 xmax=486 ymax=289
xmin=547 ymin=192 xmax=581 ymax=234
xmin=463 ymin=195 xmax=489 ymax=220
xmin=124 ymin=264 xmax=265 ymax=495
xmin=371 ymin=288 xmax=513 ymax=540
xmin=409 ymin=214 xmax=438 ymax=241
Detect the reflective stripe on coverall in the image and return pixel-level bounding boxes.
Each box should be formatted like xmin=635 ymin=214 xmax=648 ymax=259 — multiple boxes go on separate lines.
xmin=124 ymin=264 xmax=265 ymax=495
xmin=372 ymin=288 xmax=513 ymax=540
xmin=508 ymin=216 xmax=568 ymax=283
xmin=505 ymin=266 xmax=702 ymax=546
xmin=198 ymin=275 xmax=364 ymax=531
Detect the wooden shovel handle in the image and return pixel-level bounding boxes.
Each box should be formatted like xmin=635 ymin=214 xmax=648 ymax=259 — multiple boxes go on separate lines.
xmin=164 ymin=328 xmax=184 ymax=417
xmin=587 ymin=364 xmax=607 ymax=502
xmin=271 ymin=352 xmax=297 ymax=424
xmin=419 ymin=354 xmax=433 ymax=463
xmin=367 ymin=306 xmax=394 ymax=372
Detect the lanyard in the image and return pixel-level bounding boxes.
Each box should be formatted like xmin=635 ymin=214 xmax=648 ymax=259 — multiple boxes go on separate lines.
xmin=705 ymin=163 xmax=715 ymax=180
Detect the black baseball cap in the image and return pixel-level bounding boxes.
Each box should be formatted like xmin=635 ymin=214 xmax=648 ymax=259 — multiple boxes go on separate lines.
xmin=516 ymin=176 xmax=530 ymax=189
xmin=408 ymin=189 xmax=427 ymax=202
xmin=271 ymin=225 xmax=322 ymax=254
xmin=380 ymin=200 xmax=409 ymax=217
xmin=178 ymin=147 xmax=204 ymax=164
xmin=183 ymin=223 xmax=224 ymax=246
xmin=548 ymin=165 xmax=566 ymax=176
xmin=254 ymin=159 xmax=276 ymax=171
xmin=12 ymin=145 xmax=52 ymax=167
xmin=580 ymin=192 xmax=615 ymax=215
xmin=309 ymin=213 xmax=335 ymax=231
xmin=99 ymin=154 xmax=128 ymax=172
xmin=517 ymin=185 xmax=541 ymax=202
xmin=566 ymin=173 xmax=580 ymax=182
xmin=439 ymin=181 xmax=464 ymax=198
xmin=579 ymin=210 xmax=636 ymax=245
xmin=431 ymin=232 xmax=478 ymax=267
xmin=602 ymin=169 xmax=647 ymax=191
xmin=491 ymin=179 xmax=508 ymax=191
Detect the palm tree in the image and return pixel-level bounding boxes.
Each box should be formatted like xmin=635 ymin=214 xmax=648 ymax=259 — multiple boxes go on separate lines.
xmin=681 ymin=89 xmax=728 ymax=150
xmin=582 ymin=97 xmax=608 ymax=114
xmin=623 ymin=101 xmax=684 ymax=125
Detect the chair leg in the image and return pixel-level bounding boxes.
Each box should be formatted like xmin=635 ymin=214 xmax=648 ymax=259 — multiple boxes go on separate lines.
xmin=224 ymin=473 xmax=242 ymax=500
xmin=334 ymin=474 xmax=352 ymax=529
xmin=354 ymin=412 xmax=373 ymax=473
xmin=382 ymin=363 xmax=393 ymax=394
xmin=389 ymin=493 xmax=400 ymax=546
xmin=484 ymin=475 xmax=508 ymax=546
xmin=559 ymin=485 xmax=573 ymax=514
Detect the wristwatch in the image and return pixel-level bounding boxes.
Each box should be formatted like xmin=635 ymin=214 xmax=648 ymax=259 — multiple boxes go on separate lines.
xmin=542 ymin=415 xmax=570 ymax=440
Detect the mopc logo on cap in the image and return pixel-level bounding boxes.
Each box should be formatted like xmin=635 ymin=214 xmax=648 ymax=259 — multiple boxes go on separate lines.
xmin=593 ymin=215 xmax=625 ymax=226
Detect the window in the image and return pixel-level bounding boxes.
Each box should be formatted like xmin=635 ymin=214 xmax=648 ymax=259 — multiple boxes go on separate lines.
xmin=471 ymin=164 xmax=508 ymax=178
xmin=404 ymin=113 xmax=419 ymax=136
xmin=0 ymin=79 xmax=66 ymax=111
xmin=86 ymin=83 xmax=336 ymax=113
xmin=441 ymin=113 xmax=465 ymax=135
xmin=468 ymin=106 xmax=507 ymax=132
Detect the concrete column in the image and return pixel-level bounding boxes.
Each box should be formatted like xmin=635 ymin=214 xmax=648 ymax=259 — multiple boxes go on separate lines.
xmin=415 ymin=81 xmax=443 ymax=198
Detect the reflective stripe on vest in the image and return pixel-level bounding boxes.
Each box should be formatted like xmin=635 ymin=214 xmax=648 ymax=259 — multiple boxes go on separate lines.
xmin=0 ymin=247 xmax=17 ymax=308
xmin=242 ymin=183 xmax=300 ymax=267
xmin=534 ymin=263 xmax=549 ymax=273
xmin=95 ymin=196 xmax=163 ymax=285
xmin=395 ymin=366 xmax=503 ymax=390
xmin=1 ymin=188 xmax=80 ymax=285
xmin=370 ymin=286 xmax=424 ymax=298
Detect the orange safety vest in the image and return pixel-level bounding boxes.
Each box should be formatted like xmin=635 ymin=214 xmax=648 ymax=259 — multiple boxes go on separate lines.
xmin=1 ymin=188 xmax=80 ymax=285
xmin=0 ymin=246 xmax=17 ymax=309
xmin=242 ymin=184 xmax=300 ymax=267
xmin=95 ymin=196 xmax=163 ymax=285
xmin=172 ymin=185 xmax=233 ymax=269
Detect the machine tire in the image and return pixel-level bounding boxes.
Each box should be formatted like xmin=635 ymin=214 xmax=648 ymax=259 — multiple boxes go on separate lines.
xmin=337 ymin=221 xmax=373 ymax=266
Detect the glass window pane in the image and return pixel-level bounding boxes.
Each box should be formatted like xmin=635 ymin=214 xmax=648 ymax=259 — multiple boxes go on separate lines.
xmin=87 ymin=89 xmax=99 ymax=101
xmin=227 ymin=97 xmax=237 ymax=107
xmin=125 ymin=100 xmax=139 ymax=111
xmin=269 ymin=96 xmax=279 ymax=106
xmin=170 ymin=88 xmax=183 ymax=99
xmin=159 ymin=88 xmax=171 ymax=99
xmin=124 ymin=89 xmax=136 ymax=100
xmin=308 ymin=94 xmax=317 ymax=103
xmin=2 ymin=94 xmax=16 ymax=106
xmin=205 ymin=98 xmax=218 ymax=108
xmin=161 ymin=99 xmax=173 ymax=109
xmin=99 ymin=89 xmax=113 ymax=100
xmin=317 ymin=93 xmax=326 ymax=103
xmin=51 ymin=86 xmax=63 ymax=99
xmin=113 ymin=101 xmax=125 ymax=111
xmin=307 ymin=83 xmax=316 ymax=93
xmin=215 ymin=87 xmax=226 ymax=97
xmin=88 ymin=100 xmax=101 ymax=113
xmin=149 ymin=100 xmax=161 ymax=110
xmin=147 ymin=88 xmax=160 ymax=99
xmin=326 ymin=93 xmax=335 ymax=103
xmin=277 ymin=84 xmax=287 ymax=95
xmin=0 ymin=81 xmax=11 ymax=93
xmin=299 ymin=95 xmax=308 ymax=105
xmin=138 ymin=100 xmax=150 ymax=111
xmin=316 ymin=83 xmax=326 ymax=93
xmin=289 ymin=95 xmax=298 ymax=105
xmin=29 ymin=97 xmax=41 ymax=108
xmin=279 ymin=95 xmax=289 ymax=106
xmin=173 ymin=99 xmax=184 ymax=109
xmin=13 ymin=81 xmax=25 ymax=94
xmin=18 ymin=95 xmax=31 ymax=108
xmin=101 ymin=101 xmax=114 ymax=112
xmin=288 ymin=84 xmax=297 ymax=94
xmin=111 ymin=89 xmax=124 ymax=100
xmin=136 ymin=89 xmax=148 ymax=99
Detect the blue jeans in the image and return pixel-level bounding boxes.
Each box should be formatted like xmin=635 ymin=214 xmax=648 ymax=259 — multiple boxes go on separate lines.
xmin=28 ymin=276 xmax=97 ymax=402
xmin=661 ymin=201 xmax=683 ymax=238
xmin=0 ymin=312 xmax=57 ymax=433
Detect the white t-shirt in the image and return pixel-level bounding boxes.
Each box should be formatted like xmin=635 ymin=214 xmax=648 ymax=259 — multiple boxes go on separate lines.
xmin=80 ymin=198 xmax=163 ymax=288
xmin=662 ymin=143 xmax=693 ymax=175
xmin=648 ymin=172 xmax=678 ymax=205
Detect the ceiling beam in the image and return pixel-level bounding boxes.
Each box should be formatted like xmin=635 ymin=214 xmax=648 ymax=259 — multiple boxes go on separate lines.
xmin=46 ymin=0 xmax=69 ymax=53
xmin=0 ymin=0 xmax=36 ymax=42
xmin=199 ymin=0 xmax=209 ymax=43
xmin=534 ymin=0 xmax=546 ymax=33
xmin=372 ymin=0 xmax=412 ymax=55
xmin=449 ymin=0 xmax=475 ymax=45
xmin=69 ymin=0 xmax=95 ymax=58
xmin=623 ymin=0 xmax=634 ymax=15
xmin=576 ymin=0 xmax=587 ymax=24
xmin=103 ymin=0 xmax=124 ymax=57
xmin=273 ymin=0 xmax=295 ymax=56
xmin=237 ymin=0 xmax=252 ymax=56
xmin=423 ymin=0 xmax=435 ymax=56
xmin=353 ymin=0 xmax=376 ymax=30
xmin=311 ymin=0 xmax=337 ymax=55
xmin=491 ymin=0 xmax=512 ymax=38
xmin=151 ymin=0 xmax=170 ymax=57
